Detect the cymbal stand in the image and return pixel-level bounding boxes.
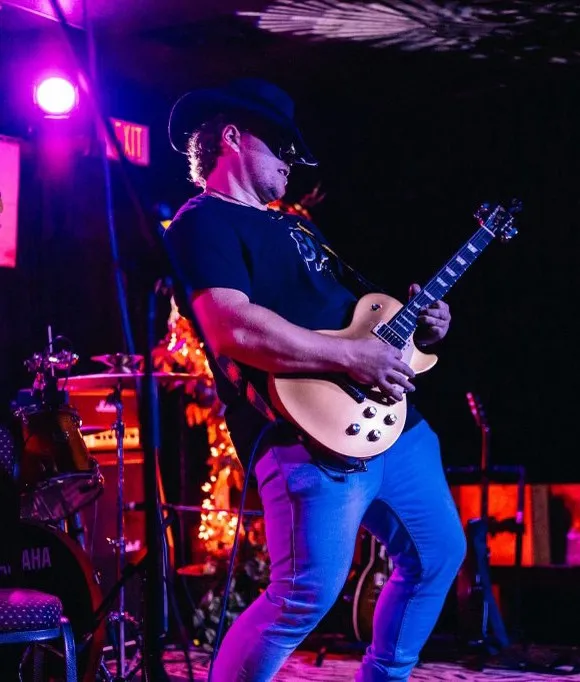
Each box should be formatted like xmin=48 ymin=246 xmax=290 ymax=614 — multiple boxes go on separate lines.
xmin=107 ymin=380 xmax=141 ymax=681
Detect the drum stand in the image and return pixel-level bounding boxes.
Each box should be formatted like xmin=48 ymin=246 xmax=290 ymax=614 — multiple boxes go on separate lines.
xmin=100 ymin=380 xmax=142 ymax=682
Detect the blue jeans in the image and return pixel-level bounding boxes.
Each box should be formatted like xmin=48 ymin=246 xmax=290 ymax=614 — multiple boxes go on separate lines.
xmin=211 ymin=420 xmax=466 ymax=681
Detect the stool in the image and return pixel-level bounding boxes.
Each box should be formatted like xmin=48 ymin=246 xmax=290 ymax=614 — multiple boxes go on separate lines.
xmin=0 ymin=588 xmax=77 ymax=681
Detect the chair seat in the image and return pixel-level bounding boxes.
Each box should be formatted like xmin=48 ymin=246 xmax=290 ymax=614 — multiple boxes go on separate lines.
xmin=0 ymin=588 xmax=63 ymax=632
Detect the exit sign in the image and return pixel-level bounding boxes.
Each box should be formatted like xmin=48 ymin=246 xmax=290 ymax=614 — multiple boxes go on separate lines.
xmin=106 ymin=118 xmax=150 ymax=166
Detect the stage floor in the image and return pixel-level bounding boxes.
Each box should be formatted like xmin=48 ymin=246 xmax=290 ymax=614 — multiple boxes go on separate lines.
xmin=130 ymin=646 xmax=580 ymax=681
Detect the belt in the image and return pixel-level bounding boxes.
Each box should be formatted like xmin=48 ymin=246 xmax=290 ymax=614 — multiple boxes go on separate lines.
xmin=257 ymin=420 xmax=380 ymax=475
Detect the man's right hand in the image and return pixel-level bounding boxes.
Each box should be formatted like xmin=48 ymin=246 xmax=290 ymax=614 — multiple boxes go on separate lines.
xmin=345 ymin=337 xmax=415 ymax=403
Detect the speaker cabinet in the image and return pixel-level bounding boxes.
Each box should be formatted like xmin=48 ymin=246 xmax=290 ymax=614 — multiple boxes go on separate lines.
xmin=81 ymin=451 xmax=146 ymax=619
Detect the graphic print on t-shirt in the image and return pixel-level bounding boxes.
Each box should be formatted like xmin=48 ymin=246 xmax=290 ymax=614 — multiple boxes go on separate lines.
xmin=288 ymin=221 xmax=336 ymax=277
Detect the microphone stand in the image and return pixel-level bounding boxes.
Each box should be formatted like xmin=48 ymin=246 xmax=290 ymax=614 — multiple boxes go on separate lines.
xmin=140 ymin=285 xmax=170 ymax=682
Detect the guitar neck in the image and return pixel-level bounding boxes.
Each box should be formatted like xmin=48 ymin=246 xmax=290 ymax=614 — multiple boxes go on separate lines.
xmin=373 ymin=223 xmax=496 ymax=349
xmin=480 ymin=425 xmax=490 ymax=520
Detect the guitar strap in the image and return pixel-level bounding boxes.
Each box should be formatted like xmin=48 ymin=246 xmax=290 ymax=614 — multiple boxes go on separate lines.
xmin=293 ymin=219 xmax=387 ymax=297
xmin=212 ymin=353 xmax=277 ymax=422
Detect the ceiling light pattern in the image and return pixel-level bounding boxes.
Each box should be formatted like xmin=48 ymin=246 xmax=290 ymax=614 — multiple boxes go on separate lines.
xmin=239 ymin=1 xmax=580 ymax=60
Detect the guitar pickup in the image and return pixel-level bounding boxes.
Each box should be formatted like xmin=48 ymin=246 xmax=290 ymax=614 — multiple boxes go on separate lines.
xmin=335 ymin=378 xmax=366 ymax=404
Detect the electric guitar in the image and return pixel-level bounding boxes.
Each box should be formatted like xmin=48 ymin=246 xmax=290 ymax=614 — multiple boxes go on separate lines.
xmin=269 ymin=202 xmax=520 ymax=459
xmin=456 ymin=392 xmax=510 ymax=650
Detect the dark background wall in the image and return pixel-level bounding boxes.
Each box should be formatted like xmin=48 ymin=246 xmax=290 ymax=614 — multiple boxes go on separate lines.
xmin=1 ymin=5 xmax=579 ymax=483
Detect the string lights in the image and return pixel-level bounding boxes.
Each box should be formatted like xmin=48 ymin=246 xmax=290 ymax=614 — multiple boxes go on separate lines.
xmin=153 ymin=297 xmax=245 ymax=554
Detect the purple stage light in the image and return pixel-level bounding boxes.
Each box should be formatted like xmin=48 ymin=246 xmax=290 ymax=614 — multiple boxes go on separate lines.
xmin=34 ymin=76 xmax=78 ymax=117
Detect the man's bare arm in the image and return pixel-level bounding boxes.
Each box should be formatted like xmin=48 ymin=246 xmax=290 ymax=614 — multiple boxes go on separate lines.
xmin=192 ymin=288 xmax=415 ymax=399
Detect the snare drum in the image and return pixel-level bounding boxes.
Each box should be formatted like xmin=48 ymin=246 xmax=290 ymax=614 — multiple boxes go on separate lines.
xmin=14 ymin=404 xmax=104 ymax=521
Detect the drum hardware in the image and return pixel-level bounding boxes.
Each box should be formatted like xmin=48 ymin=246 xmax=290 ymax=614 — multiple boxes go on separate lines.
xmin=60 ymin=366 xmax=194 ymax=681
xmin=59 ymin=510 xmax=89 ymax=552
xmin=101 ymin=377 xmax=133 ymax=681
xmin=24 ymin=326 xmax=79 ymax=397
xmin=89 ymin=499 xmax=174 ymax=682
xmin=12 ymin=335 xmax=194 ymax=680
xmin=15 ymin=332 xmax=104 ymax=523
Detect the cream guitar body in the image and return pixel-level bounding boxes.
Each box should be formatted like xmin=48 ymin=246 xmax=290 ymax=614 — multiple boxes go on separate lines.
xmin=268 ymin=202 xmax=520 ymax=460
xmin=269 ymin=293 xmax=437 ymax=458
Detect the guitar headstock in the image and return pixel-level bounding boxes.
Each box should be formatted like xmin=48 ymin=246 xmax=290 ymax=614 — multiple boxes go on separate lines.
xmin=466 ymin=391 xmax=489 ymax=432
xmin=474 ymin=199 xmax=521 ymax=243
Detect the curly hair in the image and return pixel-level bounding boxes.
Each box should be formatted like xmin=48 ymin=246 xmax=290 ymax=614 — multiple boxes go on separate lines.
xmin=186 ymin=114 xmax=230 ymax=188
xmin=186 ymin=110 xmax=282 ymax=188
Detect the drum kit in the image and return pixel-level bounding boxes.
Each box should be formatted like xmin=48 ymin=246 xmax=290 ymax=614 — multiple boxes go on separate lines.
xmin=0 ymin=335 xmax=195 ymax=681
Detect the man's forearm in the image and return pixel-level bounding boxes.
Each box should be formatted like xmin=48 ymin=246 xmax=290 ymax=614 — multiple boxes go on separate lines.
xmin=196 ymin=299 xmax=353 ymax=375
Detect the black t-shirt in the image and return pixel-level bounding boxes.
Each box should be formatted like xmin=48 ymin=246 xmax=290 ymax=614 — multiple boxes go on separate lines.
xmin=164 ymin=194 xmax=422 ymax=464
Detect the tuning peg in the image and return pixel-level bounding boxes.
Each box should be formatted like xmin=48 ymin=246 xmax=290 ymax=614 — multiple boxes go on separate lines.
xmin=509 ymin=198 xmax=523 ymax=214
xmin=499 ymin=225 xmax=518 ymax=243
xmin=474 ymin=202 xmax=491 ymax=222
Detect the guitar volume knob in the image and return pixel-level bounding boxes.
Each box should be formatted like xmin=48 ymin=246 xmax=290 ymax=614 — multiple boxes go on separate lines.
xmin=363 ymin=406 xmax=377 ymax=418
xmin=346 ymin=423 xmax=361 ymax=435
xmin=367 ymin=429 xmax=381 ymax=442
xmin=384 ymin=414 xmax=398 ymax=425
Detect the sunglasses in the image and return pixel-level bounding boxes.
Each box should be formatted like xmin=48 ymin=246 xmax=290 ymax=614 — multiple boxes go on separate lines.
xmin=241 ymin=121 xmax=300 ymax=165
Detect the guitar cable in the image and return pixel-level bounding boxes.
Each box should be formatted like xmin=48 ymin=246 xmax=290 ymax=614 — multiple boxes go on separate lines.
xmin=207 ymin=419 xmax=280 ymax=682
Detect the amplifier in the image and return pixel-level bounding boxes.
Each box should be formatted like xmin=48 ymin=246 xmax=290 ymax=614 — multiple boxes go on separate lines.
xmin=81 ymin=450 xmax=175 ymax=623
xmin=82 ymin=450 xmax=146 ymax=620
xmin=66 ymin=389 xmax=140 ymax=434
xmin=82 ymin=427 xmax=140 ymax=451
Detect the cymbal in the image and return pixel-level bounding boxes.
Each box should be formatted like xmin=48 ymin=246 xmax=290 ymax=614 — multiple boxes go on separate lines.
xmin=91 ymin=353 xmax=144 ymax=371
xmin=59 ymin=372 xmax=197 ymax=392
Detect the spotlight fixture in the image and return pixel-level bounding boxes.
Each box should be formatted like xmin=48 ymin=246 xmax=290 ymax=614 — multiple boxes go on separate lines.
xmin=34 ymin=76 xmax=78 ymax=118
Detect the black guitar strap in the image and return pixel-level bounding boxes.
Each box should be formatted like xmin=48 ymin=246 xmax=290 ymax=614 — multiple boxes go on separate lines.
xmin=292 ymin=219 xmax=387 ymax=297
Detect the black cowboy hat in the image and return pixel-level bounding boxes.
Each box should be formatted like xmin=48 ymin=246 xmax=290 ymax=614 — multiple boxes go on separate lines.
xmin=168 ymin=77 xmax=317 ymax=166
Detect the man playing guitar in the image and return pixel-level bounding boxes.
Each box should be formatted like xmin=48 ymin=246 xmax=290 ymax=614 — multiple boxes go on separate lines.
xmin=165 ymin=77 xmax=465 ymax=682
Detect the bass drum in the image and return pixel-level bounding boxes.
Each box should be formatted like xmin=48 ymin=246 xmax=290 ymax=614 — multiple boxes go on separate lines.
xmin=0 ymin=520 xmax=105 ymax=681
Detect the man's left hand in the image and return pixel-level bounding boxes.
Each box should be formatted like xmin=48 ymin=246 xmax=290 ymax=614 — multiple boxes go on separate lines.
xmin=408 ymin=283 xmax=451 ymax=347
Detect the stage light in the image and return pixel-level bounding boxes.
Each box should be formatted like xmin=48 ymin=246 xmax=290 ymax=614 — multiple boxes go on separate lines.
xmin=34 ymin=77 xmax=78 ymax=117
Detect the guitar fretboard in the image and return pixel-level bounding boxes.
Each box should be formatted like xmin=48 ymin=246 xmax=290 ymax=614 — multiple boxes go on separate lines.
xmin=373 ymin=209 xmax=507 ymax=349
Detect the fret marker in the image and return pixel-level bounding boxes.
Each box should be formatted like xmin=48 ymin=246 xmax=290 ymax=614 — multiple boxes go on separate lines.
xmin=456 ymin=256 xmax=467 ymax=266
xmin=467 ymin=243 xmax=478 ymax=254
xmin=445 ymin=266 xmax=457 ymax=277
xmin=436 ymin=277 xmax=448 ymax=288
xmin=424 ymin=291 xmax=435 ymax=301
